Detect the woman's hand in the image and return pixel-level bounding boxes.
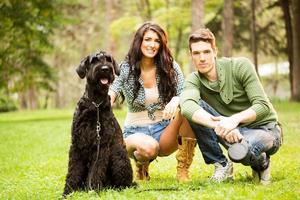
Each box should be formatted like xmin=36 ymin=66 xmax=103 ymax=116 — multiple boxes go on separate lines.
xmin=108 ymin=90 xmax=117 ymax=106
xmin=163 ymin=97 xmax=180 ymax=120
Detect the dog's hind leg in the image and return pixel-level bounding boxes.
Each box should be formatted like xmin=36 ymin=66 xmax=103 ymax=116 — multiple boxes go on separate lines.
xmin=63 ymin=147 xmax=87 ymax=197
xmin=110 ymin=144 xmax=135 ymax=188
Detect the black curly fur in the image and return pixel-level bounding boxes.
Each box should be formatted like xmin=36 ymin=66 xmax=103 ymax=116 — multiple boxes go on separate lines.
xmin=63 ymin=51 xmax=135 ymax=197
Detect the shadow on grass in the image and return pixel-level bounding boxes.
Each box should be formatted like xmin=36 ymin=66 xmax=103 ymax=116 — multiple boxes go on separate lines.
xmin=0 ymin=116 xmax=72 ymax=123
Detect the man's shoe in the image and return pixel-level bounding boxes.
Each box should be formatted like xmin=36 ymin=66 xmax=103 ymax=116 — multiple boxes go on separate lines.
xmin=210 ymin=161 xmax=233 ymax=182
xmin=252 ymin=154 xmax=271 ymax=185
xmin=228 ymin=140 xmax=249 ymax=163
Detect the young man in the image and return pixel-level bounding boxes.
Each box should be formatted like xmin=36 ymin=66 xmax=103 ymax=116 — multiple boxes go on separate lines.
xmin=180 ymin=28 xmax=282 ymax=184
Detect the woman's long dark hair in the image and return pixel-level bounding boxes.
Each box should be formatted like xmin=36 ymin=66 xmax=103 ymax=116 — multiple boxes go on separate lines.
xmin=126 ymin=22 xmax=177 ymax=106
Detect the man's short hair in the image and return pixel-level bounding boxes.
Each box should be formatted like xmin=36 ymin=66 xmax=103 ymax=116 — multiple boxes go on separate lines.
xmin=188 ymin=28 xmax=217 ymax=51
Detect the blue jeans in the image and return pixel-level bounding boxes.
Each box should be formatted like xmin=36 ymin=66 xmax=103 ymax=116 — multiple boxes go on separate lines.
xmin=189 ymin=101 xmax=282 ymax=168
xmin=123 ymin=120 xmax=170 ymax=142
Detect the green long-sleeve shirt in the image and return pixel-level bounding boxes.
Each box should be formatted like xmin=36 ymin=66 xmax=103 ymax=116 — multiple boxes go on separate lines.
xmin=180 ymin=57 xmax=278 ymax=128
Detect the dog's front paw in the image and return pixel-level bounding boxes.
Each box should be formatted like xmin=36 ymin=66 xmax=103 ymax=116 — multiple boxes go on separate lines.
xmin=131 ymin=181 xmax=138 ymax=188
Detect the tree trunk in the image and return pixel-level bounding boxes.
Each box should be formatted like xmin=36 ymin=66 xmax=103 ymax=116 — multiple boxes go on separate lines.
xmin=54 ymin=54 xmax=65 ymax=108
xmin=19 ymin=91 xmax=28 ymax=109
xmin=165 ymin=0 xmax=170 ymax=37
xmin=190 ymin=0 xmax=205 ymax=73
xmin=136 ymin=0 xmax=152 ymax=21
xmin=54 ymin=78 xmax=64 ymax=108
xmin=175 ymin=27 xmax=183 ymax=61
xmin=250 ymin=0 xmax=259 ymax=75
xmin=191 ymin=0 xmax=204 ymax=32
xmin=28 ymin=86 xmax=38 ymax=109
xmin=222 ymin=0 xmax=234 ymax=57
xmin=291 ymin=0 xmax=300 ymax=101
xmin=105 ymin=0 xmax=120 ymax=55
xmin=280 ymin=0 xmax=293 ymax=98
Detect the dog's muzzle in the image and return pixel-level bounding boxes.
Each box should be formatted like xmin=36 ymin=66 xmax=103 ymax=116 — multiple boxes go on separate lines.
xmin=99 ymin=65 xmax=110 ymax=85
xmin=92 ymin=65 xmax=112 ymax=85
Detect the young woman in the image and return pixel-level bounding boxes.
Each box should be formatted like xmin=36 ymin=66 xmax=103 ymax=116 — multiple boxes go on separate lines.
xmin=109 ymin=22 xmax=196 ymax=182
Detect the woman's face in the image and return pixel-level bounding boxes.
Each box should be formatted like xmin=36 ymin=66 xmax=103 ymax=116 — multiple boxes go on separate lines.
xmin=140 ymin=30 xmax=161 ymax=59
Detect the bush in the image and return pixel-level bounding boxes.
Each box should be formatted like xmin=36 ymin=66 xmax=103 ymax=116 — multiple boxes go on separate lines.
xmin=0 ymin=97 xmax=17 ymax=112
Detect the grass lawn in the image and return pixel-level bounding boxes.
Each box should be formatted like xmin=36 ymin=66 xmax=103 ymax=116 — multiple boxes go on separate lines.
xmin=0 ymin=102 xmax=299 ymax=200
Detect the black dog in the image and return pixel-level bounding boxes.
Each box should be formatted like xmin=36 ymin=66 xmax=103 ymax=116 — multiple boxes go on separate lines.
xmin=63 ymin=51 xmax=134 ymax=197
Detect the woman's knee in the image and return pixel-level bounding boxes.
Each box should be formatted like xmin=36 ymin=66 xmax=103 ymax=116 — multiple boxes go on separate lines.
xmin=137 ymin=141 xmax=159 ymax=159
xmin=125 ymin=134 xmax=159 ymax=159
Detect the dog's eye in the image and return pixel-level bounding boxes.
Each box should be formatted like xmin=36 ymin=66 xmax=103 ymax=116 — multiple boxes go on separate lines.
xmin=90 ymin=56 xmax=98 ymax=63
xmin=106 ymin=56 xmax=112 ymax=63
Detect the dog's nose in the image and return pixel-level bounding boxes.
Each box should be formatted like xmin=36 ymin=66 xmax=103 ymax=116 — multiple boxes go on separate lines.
xmin=101 ymin=65 xmax=109 ymax=71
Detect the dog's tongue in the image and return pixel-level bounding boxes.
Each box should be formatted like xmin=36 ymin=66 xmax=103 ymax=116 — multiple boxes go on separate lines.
xmin=100 ymin=78 xmax=109 ymax=85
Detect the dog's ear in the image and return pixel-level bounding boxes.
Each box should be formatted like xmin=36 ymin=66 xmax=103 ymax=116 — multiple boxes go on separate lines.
xmin=110 ymin=55 xmax=120 ymax=76
xmin=76 ymin=56 xmax=90 ymax=79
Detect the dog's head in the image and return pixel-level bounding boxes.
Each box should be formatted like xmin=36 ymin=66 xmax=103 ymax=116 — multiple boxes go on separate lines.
xmin=76 ymin=51 xmax=119 ymax=89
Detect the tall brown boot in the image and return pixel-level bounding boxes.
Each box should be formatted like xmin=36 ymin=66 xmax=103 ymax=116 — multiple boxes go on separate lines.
xmin=176 ymin=136 xmax=197 ymax=182
xmin=135 ymin=161 xmax=150 ymax=181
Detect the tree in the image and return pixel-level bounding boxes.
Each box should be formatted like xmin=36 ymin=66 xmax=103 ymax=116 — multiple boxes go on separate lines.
xmin=51 ymin=1 xmax=106 ymax=108
xmin=190 ymin=0 xmax=204 ymax=72
xmin=279 ymin=0 xmax=293 ymax=99
xmin=136 ymin=0 xmax=152 ymax=20
xmin=222 ymin=0 xmax=234 ymax=57
xmin=191 ymin=0 xmax=204 ymax=31
xmin=250 ymin=0 xmax=258 ymax=73
xmin=105 ymin=0 xmax=121 ymax=56
xmin=290 ymin=0 xmax=300 ymax=101
xmin=0 ymin=0 xmax=61 ymax=109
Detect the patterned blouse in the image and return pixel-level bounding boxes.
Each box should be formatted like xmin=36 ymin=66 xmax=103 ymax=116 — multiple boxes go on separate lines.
xmin=110 ymin=61 xmax=185 ymax=120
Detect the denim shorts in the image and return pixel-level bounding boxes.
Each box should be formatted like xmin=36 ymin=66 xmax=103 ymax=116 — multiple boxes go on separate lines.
xmin=123 ymin=120 xmax=170 ymax=142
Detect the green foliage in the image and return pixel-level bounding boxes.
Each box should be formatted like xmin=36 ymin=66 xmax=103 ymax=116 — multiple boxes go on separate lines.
xmin=0 ymin=0 xmax=74 ymax=108
xmin=110 ymin=16 xmax=142 ymax=40
xmin=0 ymin=0 xmax=293 ymax=108
xmin=0 ymin=96 xmax=17 ymax=112
xmin=0 ymin=102 xmax=299 ymax=199
xmin=205 ymin=0 xmax=287 ymax=59
xmin=235 ymin=1 xmax=286 ymax=58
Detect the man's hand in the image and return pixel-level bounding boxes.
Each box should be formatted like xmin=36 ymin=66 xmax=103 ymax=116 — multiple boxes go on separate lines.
xmin=223 ymin=128 xmax=243 ymax=143
xmin=212 ymin=115 xmax=240 ymax=138
xmin=163 ymin=97 xmax=180 ymax=120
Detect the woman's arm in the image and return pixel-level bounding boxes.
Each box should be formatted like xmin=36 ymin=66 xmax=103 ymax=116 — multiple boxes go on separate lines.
xmin=108 ymin=90 xmax=117 ymax=106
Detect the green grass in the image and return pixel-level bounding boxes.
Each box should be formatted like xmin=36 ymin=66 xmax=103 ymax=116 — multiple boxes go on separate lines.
xmin=0 ymin=102 xmax=299 ymax=200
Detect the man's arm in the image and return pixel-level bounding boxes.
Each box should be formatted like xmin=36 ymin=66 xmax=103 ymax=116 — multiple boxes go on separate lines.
xmin=191 ymin=107 xmax=219 ymax=128
xmin=238 ymin=58 xmax=271 ymax=121
xmin=212 ymin=108 xmax=256 ymax=138
xmin=231 ymin=107 xmax=257 ymax=124
xmin=214 ymin=58 xmax=268 ymax=141
xmin=180 ymin=73 xmax=219 ymax=128
xmin=180 ymin=72 xmax=245 ymax=143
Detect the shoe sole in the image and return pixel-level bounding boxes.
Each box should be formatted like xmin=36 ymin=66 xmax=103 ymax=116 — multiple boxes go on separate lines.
xmin=228 ymin=142 xmax=249 ymax=162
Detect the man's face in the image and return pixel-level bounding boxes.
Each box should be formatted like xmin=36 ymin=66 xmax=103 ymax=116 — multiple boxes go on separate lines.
xmin=190 ymin=41 xmax=217 ymax=78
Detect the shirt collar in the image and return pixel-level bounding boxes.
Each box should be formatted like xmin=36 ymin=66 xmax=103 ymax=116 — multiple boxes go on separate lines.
xmin=198 ymin=57 xmax=233 ymax=104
